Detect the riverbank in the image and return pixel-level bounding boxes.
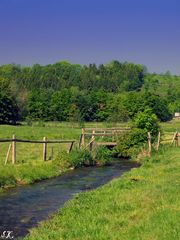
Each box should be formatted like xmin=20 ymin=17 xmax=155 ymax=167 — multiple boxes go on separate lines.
xmin=0 ymin=161 xmax=136 ymax=239
xmin=0 ymin=160 xmax=70 ymax=191
xmin=0 ymin=147 xmax=113 ymax=191
xmin=25 ymin=146 xmax=180 ymax=240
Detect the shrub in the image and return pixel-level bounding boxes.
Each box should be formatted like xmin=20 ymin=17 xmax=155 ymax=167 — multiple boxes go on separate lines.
xmin=116 ymin=108 xmax=161 ymax=158
xmin=94 ymin=146 xmax=111 ymax=166
xmin=54 ymin=151 xmax=71 ymax=169
xmin=133 ymin=108 xmax=160 ymax=137
xmin=69 ymin=149 xmax=94 ymax=168
xmin=115 ymin=128 xmax=147 ymax=158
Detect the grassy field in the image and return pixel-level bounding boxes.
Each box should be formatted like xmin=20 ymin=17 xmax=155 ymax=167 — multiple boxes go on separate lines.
xmin=0 ymin=119 xmax=178 ymax=190
xmin=0 ymin=119 xmax=178 ymax=165
xmin=0 ymin=121 xmax=129 ymax=165
xmin=0 ymin=120 xmax=179 ymax=239
xmin=0 ymin=122 xmax=80 ymax=165
xmin=24 ymin=146 xmax=180 ymax=240
xmin=0 ymin=121 xmax=128 ymax=189
xmin=0 ymin=122 xmax=81 ymax=189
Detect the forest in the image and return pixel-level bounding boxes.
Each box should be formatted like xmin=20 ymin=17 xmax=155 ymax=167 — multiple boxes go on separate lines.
xmin=0 ymin=60 xmax=179 ymax=124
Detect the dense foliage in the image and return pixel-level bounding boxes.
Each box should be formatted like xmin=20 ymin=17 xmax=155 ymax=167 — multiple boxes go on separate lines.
xmin=116 ymin=109 xmax=161 ymax=157
xmin=0 ymin=60 xmax=178 ymax=124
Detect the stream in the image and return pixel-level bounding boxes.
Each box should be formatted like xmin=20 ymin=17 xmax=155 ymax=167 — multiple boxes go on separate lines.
xmin=0 ymin=160 xmax=138 ymax=239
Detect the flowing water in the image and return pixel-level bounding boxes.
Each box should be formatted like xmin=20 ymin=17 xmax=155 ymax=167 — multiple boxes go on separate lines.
xmin=0 ymin=161 xmax=138 ymax=239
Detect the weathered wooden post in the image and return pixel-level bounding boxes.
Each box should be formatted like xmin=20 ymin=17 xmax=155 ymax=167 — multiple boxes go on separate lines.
xmin=12 ymin=135 xmax=16 ymax=164
xmin=5 ymin=144 xmax=12 ymax=165
xmin=81 ymin=128 xmax=85 ymax=147
xmin=90 ymin=129 xmax=95 ymax=151
xmin=148 ymin=132 xmax=152 ymax=156
xmin=171 ymin=131 xmax=178 ymax=146
xmin=43 ymin=137 xmax=47 ymax=161
xmin=67 ymin=141 xmax=74 ymax=153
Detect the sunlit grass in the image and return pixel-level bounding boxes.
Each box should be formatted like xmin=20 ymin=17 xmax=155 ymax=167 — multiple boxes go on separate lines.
xmin=25 ymin=146 xmax=180 ymax=240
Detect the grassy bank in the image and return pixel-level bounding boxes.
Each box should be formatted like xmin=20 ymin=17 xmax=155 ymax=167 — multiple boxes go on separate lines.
xmin=25 ymin=146 xmax=180 ymax=240
xmin=0 ymin=123 xmax=79 ymax=190
xmin=0 ymin=121 xmax=127 ymax=190
xmin=0 ymin=159 xmax=71 ymax=190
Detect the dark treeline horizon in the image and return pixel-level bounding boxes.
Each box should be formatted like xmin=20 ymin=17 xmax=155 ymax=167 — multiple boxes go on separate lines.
xmin=0 ymin=60 xmax=179 ymax=125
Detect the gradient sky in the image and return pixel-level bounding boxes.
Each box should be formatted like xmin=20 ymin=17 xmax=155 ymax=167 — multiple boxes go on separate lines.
xmin=0 ymin=0 xmax=179 ymax=74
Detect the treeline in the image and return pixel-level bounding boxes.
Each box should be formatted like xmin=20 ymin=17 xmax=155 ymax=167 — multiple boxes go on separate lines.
xmin=0 ymin=60 xmax=178 ymax=124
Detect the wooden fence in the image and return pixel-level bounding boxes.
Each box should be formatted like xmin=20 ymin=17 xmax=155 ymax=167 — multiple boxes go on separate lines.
xmin=79 ymin=127 xmax=131 ymax=150
xmin=1 ymin=130 xmax=178 ymax=164
xmin=147 ymin=131 xmax=180 ymax=156
xmin=171 ymin=131 xmax=180 ymax=146
xmin=0 ymin=135 xmax=75 ymax=165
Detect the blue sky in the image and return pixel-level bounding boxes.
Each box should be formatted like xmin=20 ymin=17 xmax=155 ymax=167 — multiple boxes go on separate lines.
xmin=0 ymin=0 xmax=179 ymax=74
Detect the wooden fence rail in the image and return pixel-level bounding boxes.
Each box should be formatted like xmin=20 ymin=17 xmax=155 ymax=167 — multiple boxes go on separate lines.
xmin=79 ymin=127 xmax=131 ymax=150
xmin=147 ymin=131 xmax=180 ymax=156
xmin=0 ymin=135 xmax=75 ymax=165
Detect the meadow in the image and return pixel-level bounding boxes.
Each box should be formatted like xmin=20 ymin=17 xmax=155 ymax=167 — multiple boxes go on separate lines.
xmin=24 ymin=146 xmax=180 ymax=240
xmin=0 ymin=119 xmax=178 ymax=190
xmin=0 ymin=120 xmax=179 ymax=239
xmin=0 ymin=121 xmax=127 ymax=189
xmin=0 ymin=121 xmax=129 ymax=165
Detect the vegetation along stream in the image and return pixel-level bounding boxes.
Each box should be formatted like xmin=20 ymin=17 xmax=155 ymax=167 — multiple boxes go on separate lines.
xmin=0 ymin=160 xmax=138 ymax=239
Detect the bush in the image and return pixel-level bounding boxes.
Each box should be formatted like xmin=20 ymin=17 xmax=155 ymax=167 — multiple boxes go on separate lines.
xmin=69 ymin=149 xmax=94 ymax=168
xmin=116 ymin=108 xmax=161 ymax=158
xmin=115 ymin=128 xmax=147 ymax=158
xmin=133 ymin=108 xmax=160 ymax=137
xmin=94 ymin=146 xmax=111 ymax=166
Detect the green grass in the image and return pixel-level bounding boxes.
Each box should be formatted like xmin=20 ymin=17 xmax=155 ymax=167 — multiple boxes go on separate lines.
xmin=24 ymin=146 xmax=180 ymax=240
xmin=0 ymin=122 xmax=81 ymax=165
xmin=0 ymin=122 xmax=117 ymax=190
xmin=0 ymin=122 xmax=81 ymax=189
xmin=0 ymin=119 xmax=179 ymax=190
xmin=161 ymin=118 xmax=180 ymax=132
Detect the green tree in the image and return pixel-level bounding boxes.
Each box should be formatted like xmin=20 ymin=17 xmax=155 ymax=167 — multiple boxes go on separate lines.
xmin=0 ymin=93 xmax=19 ymax=124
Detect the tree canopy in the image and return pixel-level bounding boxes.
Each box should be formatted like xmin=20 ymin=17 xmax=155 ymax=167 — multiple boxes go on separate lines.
xmin=0 ymin=60 xmax=178 ymax=124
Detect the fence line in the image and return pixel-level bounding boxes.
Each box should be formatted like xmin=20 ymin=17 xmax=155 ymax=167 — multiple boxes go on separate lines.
xmin=0 ymin=135 xmax=75 ymax=165
xmin=79 ymin=127 xmax=131 ymax=150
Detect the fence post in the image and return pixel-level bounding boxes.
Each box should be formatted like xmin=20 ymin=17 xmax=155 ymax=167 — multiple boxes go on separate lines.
xmin=5 ymin=144 xmax=12 ymax=165
xmin=81 ymin=128 xmax=85 ymax=147
xmin=12 ymin=135 xmax=16 ymax=164
xmin=90 ymin=130 xmax=95 ymax=151
xmin=67 ymin=141 xmax=74 ymax=153
xmin=43 ymin=137 xmax=47 ymax=161
xmin=148 ymin=132 xmax=152 ymax=156
xmin=171 ymin=131 xmax=177 ymax=146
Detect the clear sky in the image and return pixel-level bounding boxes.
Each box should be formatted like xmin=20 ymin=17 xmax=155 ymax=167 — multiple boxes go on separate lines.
xmin=0 ymin=0 xmax=179 ymax=74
